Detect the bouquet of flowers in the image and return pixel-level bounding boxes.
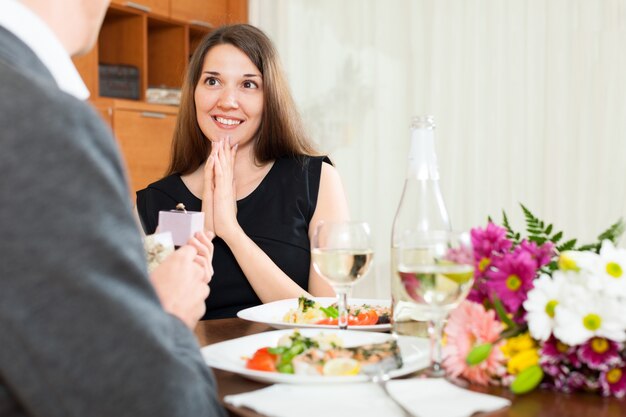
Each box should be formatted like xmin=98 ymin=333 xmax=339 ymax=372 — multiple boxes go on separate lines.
xmin=442 ymin=205 xmax=626 ymax=397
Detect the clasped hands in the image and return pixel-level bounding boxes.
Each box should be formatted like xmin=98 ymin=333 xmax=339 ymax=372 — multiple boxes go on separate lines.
xmin=202 ymin=137 xmax=239 ymax=240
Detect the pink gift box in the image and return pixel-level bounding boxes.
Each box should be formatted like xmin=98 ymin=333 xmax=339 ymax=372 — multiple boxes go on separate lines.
xmin=158 ymin=207 xmax=204 ymax=246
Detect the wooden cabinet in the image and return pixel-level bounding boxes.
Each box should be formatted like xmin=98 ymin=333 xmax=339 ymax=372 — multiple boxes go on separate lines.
xmin=113 ymin=102 xmax=178 ymax=195
xmin=74 ymin=1 xmax=248 ymax=201
xmin=171 ymin=0 xmax=227 ymax=27
xmin=170 ymin=0 xmax=247 ymax=27
xmin=111 ymin=0 xmax=169 ymax=17
xmin=227 ymin=0 xmax=248 ymax=24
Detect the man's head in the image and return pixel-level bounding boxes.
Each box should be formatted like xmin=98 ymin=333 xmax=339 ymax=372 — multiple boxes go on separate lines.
xmin=20 ymin=0 xmax=110 ymax=56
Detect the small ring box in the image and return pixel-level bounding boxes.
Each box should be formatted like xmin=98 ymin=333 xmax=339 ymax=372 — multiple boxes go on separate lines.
xmin=157 ymin=203 xmax=205 ymax=246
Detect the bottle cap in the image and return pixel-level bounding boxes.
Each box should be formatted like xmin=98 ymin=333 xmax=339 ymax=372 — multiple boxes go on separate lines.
xmin=411 ymin=115 xmax=435 ymax=129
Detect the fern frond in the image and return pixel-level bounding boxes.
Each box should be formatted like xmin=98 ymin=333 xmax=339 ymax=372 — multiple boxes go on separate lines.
xmin=557 ymin=238 xmax=577 ymax=252
xmin=521 ymin=204 xmax=543 ymax=237
xmin=597 ymin=218 xmax=625 ymax=244
xmin=502 ymin=210 xmax=520 ymax=244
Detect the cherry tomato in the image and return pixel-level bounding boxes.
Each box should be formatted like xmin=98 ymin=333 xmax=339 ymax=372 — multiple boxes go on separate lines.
xmin=245 ymin=347 xmax=277 ymax=372
xmin=356 ymin=310 xmax=379 ymax=325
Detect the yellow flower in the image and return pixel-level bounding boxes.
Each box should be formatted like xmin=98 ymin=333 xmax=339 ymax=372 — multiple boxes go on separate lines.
xmin=500 ymin=333 xmax=540 ymax=375
xmin=558 ymin=252 xmax=580 ymax=271
xmin=501 ymin=333 xmax=535 ymax=357
xmin=507 ymin=349 xmax=540 ymax=375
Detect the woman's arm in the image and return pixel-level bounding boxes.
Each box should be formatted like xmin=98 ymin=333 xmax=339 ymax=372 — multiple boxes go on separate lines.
xmin=223 ymin=161 xmax=348 ymax=302
xmin=212 ymin=146 xmax=348 ymax=301
xmin=307 ymin=161 xmax=351 ymax=296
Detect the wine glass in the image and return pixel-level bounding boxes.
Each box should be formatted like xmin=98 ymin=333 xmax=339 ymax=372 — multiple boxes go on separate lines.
xmin=311 ymin=221 xmax=374 ymax=330
xmin=396 ymin=231 xmax=474 ymax=377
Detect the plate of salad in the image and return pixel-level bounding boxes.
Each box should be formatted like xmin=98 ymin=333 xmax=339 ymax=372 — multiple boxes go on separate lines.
xmin=237 ymin=296 xmax=392 ymax=332
xmin=201 ymin=328 xmax=429 ymax=384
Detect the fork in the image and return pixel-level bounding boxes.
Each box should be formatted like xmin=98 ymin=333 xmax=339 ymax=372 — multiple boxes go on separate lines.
xmin=363 ymin=362 xmax=417 ymax=417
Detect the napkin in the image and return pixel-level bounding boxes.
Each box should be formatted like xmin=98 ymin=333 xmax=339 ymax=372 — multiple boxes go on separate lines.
xmin=224 ymin=379 xmax=511 ymax=417
xmin=387 ymin=379 xmax=511 ymax=417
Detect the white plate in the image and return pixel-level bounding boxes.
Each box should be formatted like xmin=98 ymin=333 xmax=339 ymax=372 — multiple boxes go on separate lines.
xmin=201 ymin=328 xmax=429 ymax=384
xmin=237 ymin=297 xmax=392 ymax=332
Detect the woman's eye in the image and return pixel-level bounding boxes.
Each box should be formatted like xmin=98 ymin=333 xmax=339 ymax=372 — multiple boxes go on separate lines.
xmin=206 ymin=77 xmax=219 ymax=86
xmin=242 ymin=80 xmax=258 ymax=89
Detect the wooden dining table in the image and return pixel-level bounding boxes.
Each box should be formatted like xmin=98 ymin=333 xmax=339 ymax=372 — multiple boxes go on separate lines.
xmin=195 ymin=318 xmax=625 ymax=417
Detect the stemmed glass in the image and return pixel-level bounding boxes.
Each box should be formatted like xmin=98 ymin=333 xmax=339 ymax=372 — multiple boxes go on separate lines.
xmin=396 ymin=231 xmax=474 ymax=377
xmin=311 ymin=221 xmax=374 ymax=330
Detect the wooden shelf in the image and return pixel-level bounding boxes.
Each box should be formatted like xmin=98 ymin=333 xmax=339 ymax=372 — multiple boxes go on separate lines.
xmin=74 ymin=0 xmax=248 ymax=200
xmin=148 ymin=16 xmax=187 ymax=89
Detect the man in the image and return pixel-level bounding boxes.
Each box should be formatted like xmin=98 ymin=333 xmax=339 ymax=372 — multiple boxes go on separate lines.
xmin=0 ymin=1 xmax=226 ymax=416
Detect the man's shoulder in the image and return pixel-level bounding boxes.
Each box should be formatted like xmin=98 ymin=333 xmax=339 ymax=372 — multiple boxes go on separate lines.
xmin=0 ymin=60 xmax=95 ymax=126
xmin=0 ymin=60 xmax=113 ymax=157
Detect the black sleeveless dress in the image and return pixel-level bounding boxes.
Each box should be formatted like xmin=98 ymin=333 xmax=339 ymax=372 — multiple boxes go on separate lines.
xmin=136 ymin=155 xmax=330 ymax=319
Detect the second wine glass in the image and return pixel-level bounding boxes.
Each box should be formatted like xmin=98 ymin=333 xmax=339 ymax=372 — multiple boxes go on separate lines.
xmin=396 ymin=231 xmax=474 ymax=377
xmin=311 ymin=221 xmax=374 ymax=330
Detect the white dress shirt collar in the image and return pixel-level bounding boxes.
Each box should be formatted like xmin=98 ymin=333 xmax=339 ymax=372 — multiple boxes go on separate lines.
xmin=0 ymin=0 xmax=90 ymax=100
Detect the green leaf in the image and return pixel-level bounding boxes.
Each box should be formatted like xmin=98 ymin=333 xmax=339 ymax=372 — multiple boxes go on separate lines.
xmin=576 ymin=243 xmax=597 ymax=252
xmin=597 ymin=218 xmax=625 ymax=244
xmin=551 ymin=231 xmax=563 ymax=244
xmin=528 ymin=236 xmax=546 ymax=245
xmin=491 ymin=295 xmax=516 ymax=330
xmin=466 ymin=343 xmax=493 ymax=365
xmin=267 ymin=346 xmax=287 ymax=355
xmin=557 ymin=238 xmax=577 ymax=252
xmin=502 ymin=210 xmax=520 ymax=244
xmin=511 ymin=365 xmax=544 ymax=394
xmin=277 ymin=363 xmax=294 ymax=374
xmin=320 ymin=306 xmax=339 ymax=319
xmin=545 ymin=224 xmax=553 ymax=235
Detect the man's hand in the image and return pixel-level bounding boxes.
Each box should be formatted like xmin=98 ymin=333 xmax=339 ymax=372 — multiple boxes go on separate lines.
xmin=149 ymin=231 xmax=214 ymax=328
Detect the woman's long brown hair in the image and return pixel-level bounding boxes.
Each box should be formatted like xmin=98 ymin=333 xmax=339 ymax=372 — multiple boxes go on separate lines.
xmin=166 ymin=24 xmax=318 ymax=176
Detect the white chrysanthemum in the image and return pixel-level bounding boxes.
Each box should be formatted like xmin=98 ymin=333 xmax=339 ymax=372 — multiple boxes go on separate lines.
xmin=523 ymin=272 xmax=569 ymax=341
xmin=553 ymin=288 xmax=626 ymax=345
xmin=559 ymin=250 xmax=601 ymax=274
xmin=595 ymin=240 xmax=626 ymax=297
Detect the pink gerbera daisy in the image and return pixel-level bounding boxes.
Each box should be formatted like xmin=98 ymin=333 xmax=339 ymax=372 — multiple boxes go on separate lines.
xmin=443 ymin=301 xmax=506 ymax=385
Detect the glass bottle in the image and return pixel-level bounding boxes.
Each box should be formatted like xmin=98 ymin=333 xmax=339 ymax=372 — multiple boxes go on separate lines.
xmin=390 ymin=115 xmax=451 ymax=337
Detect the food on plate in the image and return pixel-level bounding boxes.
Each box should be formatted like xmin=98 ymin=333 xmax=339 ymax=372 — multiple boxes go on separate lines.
xmin=282 ymin=296 xmax=391 ymax=326
xmin=245 ymin=330 xmax=402 ymax=376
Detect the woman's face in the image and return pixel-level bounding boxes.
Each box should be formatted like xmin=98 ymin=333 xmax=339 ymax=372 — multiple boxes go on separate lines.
xmin=194 ymin=44 xmax=264 ymax=147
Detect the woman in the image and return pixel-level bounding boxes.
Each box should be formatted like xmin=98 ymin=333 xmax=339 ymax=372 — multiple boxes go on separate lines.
xmin=136 ymin=24 xmax=350 ymax=319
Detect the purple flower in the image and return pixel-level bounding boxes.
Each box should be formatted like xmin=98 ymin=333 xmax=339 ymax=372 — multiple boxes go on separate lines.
xmin=539 ymin=363 xmax=570 ymax=392
xmin=485 ymin=250 xmax=537 ymax=313
xmin=577 ymin=338 xmax=623 ymax=371
xmin=517 ymin=240 xmax=555 ymax=270
xmin=444 ymin=246 xmax=474 ymax=265
xmin=468 ymin=276 xmax=489 ymax=304
xmin=539 ymin=363 xmax=597 ymax=394
xmin=541 ymin=337 xmax=580 ymax=367
xmin=600 ymin=365 xmax=626 ymax=397
xmin=564 ymin=371 xmax=589 ymax=393
xmin=471 ymin=223 xmax=512 ymax=262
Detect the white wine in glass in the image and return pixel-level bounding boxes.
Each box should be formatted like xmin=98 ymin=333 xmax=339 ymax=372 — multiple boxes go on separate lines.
xmin=311 ymin=221 xmax=373 ymax=329
xmin=396 ymin=231 xmax=474 ymax=377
